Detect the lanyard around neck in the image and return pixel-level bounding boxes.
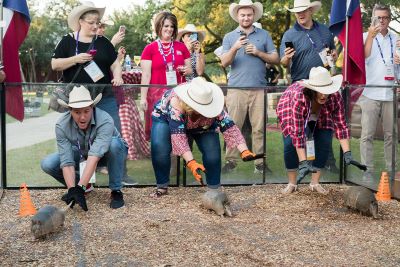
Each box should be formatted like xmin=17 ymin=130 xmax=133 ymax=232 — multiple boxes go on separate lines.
xmin=76 ymin=127 xmax=93 ymax=160
xmin=75 ymin=31 xmax=96 ymax=56
xmin=297 ymin=21 xmax=326 ymax=49
xmin=375 ymin=34 xmax=393 ymax=65
xmin=157 ymin=39 xmax=175 ymax=67
xmin=304 ymin=100 xmax=321 ymax=137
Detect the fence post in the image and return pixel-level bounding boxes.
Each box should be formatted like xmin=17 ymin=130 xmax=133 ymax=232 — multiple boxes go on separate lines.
xmin=391 ymin=82 xmax=398 ymax=181
xmin=0 ymin=82 xmax=6 ymax=188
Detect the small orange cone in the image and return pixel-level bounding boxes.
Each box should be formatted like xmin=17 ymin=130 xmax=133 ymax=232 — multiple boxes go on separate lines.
xmin=375 ymin=172 xmax=391 ymax=201
xmin=19 ymin=183 xmax=37 ymax=216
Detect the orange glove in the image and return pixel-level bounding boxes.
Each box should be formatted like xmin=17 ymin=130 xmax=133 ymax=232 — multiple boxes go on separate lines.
xmin=240 ymin=150 xmax=256 ymax=161
xmin=186 ymin=160 xmax=206 ymax=185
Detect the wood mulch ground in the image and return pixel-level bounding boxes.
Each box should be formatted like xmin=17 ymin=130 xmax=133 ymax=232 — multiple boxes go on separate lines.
xmin=1 ymin=185 xmax=400 ymax=266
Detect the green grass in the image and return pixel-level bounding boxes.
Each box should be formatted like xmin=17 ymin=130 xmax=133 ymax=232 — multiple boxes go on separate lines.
xmin=5 ymin=130 xmax=396 ymax=188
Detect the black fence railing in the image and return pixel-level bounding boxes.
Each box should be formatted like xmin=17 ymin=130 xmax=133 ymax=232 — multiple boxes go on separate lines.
xmin=0 ymin=82 xmax=398 ymax=195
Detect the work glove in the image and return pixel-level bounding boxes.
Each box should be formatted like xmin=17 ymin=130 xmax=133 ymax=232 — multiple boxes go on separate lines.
xmin=63 ymin=185 xmax=88 ymax=211
xmin=240 ymin=150 xmax=256 ymax=161
xmin=296 ymin=160 xmax=317 ymax=183
xmin=343 ymin=151 xmax=367 ymax=171
xmin=186 ymin=160 xmax=206 ymax=186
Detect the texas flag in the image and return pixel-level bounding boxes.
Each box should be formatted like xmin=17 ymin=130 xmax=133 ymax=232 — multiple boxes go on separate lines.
xmin=2 ymin=0 xmax=30 ymax=121
xmin=329 ymin=0 xmax=365 ymax=85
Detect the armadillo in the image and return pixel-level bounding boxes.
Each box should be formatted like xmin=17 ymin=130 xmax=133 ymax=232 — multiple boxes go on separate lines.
xmin=31 ymin=205 xmax=68 ymax=239
xmin=201 ymin=190 xmax=232 ymax=217
xmin=344 ymin=186 xmax=379 ymax=219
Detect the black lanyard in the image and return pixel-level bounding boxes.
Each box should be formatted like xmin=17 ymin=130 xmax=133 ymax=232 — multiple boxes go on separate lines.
xmin=76 ymin=128 xmax=93 ymax=160
xmin=375 ymin=34 xmax=393 ymax=65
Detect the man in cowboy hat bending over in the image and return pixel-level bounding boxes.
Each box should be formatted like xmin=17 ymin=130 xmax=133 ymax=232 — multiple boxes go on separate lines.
xmin=220 ymin=0 xmax=279 ymax=174
xmin=280 ymin=0 xmax=339 ymax=173
xmin=41 ymin=85 xmax=128 ymax=210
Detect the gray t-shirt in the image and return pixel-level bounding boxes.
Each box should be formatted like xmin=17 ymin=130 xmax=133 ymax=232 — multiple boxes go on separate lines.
xmin=56 ymin=107 xmax=119 ymax=168
xmin=280 ymin=21 xmax=335 ymax=82
xmin=223 ymin=27 xmax=276 ymax=87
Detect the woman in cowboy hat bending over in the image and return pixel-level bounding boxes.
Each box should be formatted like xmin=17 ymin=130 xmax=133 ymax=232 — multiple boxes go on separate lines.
xmin=276 ymin=67 xmax=365 ymax=195
xmin=149 ymin=77 xmax=257 ymax=197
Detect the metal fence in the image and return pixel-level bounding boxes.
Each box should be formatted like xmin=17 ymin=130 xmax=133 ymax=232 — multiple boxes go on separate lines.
xmin=0 ymin=82 xmax=398 ymax=194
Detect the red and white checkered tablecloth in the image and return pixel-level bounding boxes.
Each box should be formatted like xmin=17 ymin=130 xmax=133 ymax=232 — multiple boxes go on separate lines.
xmin=120 ymin=71 xmax=150 ymax=160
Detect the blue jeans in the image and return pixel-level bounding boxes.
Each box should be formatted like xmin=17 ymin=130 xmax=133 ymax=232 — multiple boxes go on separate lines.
xmin=151 ymin=117 xmax=221 ymax=189
xmin=283 ymin=129 xmax=333 ymax=170
xmin=97 ymin=96 xmax=121 ymax=132
xmin=41 ymin=137 xmax=128 ymax=191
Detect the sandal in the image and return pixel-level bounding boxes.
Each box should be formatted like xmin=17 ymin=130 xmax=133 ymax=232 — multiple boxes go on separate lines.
xmin=309 ymin=183 xmax=328 ymax=195
xmin=281 ymin=183 xmax=297 ymax=194
xmin=149 ymin=188 xmax=168 ymax=198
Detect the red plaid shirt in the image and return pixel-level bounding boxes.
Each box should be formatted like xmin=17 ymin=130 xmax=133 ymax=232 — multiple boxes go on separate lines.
xmin=276 ymin=82 xmax=350 ymax=148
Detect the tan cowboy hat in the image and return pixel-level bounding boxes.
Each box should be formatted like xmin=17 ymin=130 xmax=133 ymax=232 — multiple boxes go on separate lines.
xmin=174 ymin=77 xmax=224 ymax=118
xmin=229 ymin=0 xmax=263 ymax=23
xmin=68 ymin=1 xmax=105 ymax=31
xmin=100 ymin=18 xmax=114 ymax=26
xmin=287 ymin=0 xmax=321 ymax=13
xmin=298 ymin=67 xmax=343 ymax=95
xmin=176 ymin=24 xmax=206 ymax=42
xmin=58 ymin=85 xmax=102 ymax=109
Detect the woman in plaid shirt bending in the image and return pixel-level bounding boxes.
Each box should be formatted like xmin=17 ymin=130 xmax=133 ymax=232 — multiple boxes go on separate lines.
xmin=276 ymin=67 xmax=365 ymax=195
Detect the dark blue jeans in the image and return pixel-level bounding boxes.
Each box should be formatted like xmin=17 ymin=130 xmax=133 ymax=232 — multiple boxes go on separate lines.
xmin=97 ymin=96 xmax=121 ymax=132
xmin=283 ymin=129 xmax=333 ymax=171
xmin=151 ymin=117 xmax=221 ymax=189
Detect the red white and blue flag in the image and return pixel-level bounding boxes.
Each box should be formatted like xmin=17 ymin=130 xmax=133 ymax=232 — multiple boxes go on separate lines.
xmin=2 ymin=0 xmax=30 ymax=121
xmin=329 ymin=0 xmax=365 ymax=85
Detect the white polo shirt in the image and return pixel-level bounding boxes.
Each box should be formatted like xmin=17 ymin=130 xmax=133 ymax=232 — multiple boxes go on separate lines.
xmin=363 ymin=31 xmax=398 ymax=101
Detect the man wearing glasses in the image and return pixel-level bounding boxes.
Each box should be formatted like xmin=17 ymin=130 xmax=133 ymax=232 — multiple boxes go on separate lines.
xmin=360 ymin=4 xmax=400 ymax=181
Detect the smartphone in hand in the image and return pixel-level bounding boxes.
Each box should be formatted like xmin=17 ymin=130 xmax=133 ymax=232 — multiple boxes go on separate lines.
xmin=189 ymin=33 xmax=198 ymax=42
xmin=119 ymin=25 xmax=126 ymax=34
xmin=89 ymin=49 xmax=97 ymax=57
xmin=285 ymin=41 xmax=294 ymax=49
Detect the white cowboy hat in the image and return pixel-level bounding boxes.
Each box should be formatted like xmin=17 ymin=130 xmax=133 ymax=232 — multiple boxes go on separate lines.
xmin=58 ymin=85 xmax=102 ymax=109
xmin=68 ymin=1 xmax=105 ymax=31
xmin=252 ymin=22 xmax=262 ymax=29
xmin=174 ymin=77 xmax=224 ymax=118
xmin=176 ymin=24 xmax=206 ymax=43
xmin=229 ymin=0 xmax=263 ymax=23
xmin=287 ymin=0 xmax=321 ymax=13
xmin=214 ymin=46 xmax=224 ymax=58
xmin=100 ymin=18 xmax=114 ymax=26
xmin=298 ymin=67 xmax=343 ymax=95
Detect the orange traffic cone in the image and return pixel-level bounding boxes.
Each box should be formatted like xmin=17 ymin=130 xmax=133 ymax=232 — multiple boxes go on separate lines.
xmin=375 ymin=172 xmax=391 ymax=201
xmin=19 ymin=183 xmax=37 ymax=216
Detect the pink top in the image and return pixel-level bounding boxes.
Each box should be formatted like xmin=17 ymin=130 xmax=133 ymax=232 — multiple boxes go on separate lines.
xmin=141 ymin=40 xmax=190 ymax=85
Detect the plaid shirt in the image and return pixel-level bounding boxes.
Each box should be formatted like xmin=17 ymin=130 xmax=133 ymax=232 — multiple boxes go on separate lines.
xmin=276 ymin=82 xmax=350 ymax=148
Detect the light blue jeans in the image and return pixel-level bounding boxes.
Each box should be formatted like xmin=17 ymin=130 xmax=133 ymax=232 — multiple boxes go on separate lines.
xmin=151 ymin=117 xmax=221 ymax=189
xmin=41 ymin=136 xmax=127 ymax=191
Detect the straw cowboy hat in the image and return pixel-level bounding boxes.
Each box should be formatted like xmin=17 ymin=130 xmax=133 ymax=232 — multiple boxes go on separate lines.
xmin=176 ymin=24 xmax=206 ymax=43
xmin=100 ymin=18 xmax=114 ymax=26
xmin=229 ymin=0 xmax=263 ymax=23
xmin=58 ymin=85 xmax=102 ymax=109
xmin=174 ymin=77 xmax=224 ymax=118
xmin=68 ymin=1 xmax=105 ymax=31
xmin=299 ymin=67 xmax=343 ymax=95
xmin=287 ymin=0 xmax=321 ymax=13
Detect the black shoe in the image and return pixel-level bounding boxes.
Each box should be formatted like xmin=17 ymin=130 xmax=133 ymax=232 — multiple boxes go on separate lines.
xmin=222 ymin=160 xmax=237 ymax=174
xmin=110 ymin=190 xmax=125 ymax=209
xmin=325 ymin=163 xmax=339 ymax=174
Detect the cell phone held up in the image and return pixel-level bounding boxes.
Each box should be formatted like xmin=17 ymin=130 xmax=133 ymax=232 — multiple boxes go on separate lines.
xmin=89 ymin=49 xmax=97 ymax=57
xmin=285 ymin=41 xmax=294 ymax=49
xmin=240 ymin=31 xmax=248 ymax=45
xmin=119 ymin=25 xmax=126 ymax=34
xmin=371 ymin=16 xmax=379 ymax=27
xmin=189 ymin=33 xmax=198 ymax=42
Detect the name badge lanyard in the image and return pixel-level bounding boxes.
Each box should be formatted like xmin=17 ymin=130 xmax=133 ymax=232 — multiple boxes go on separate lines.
xmin=298 ymin=22 xmax=327 ymax=50
xmin=157 ymin=39 xmax=175 ymax=70
xmin=375 ymin=35 xmax=394 ymax=65
xmin=304 ymin=102 xmax=321 ymax=139
xmin=76 ymin=129 xmax=93 ymax=161
xmin=75 ymin=31 xmax=96 ymax=56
